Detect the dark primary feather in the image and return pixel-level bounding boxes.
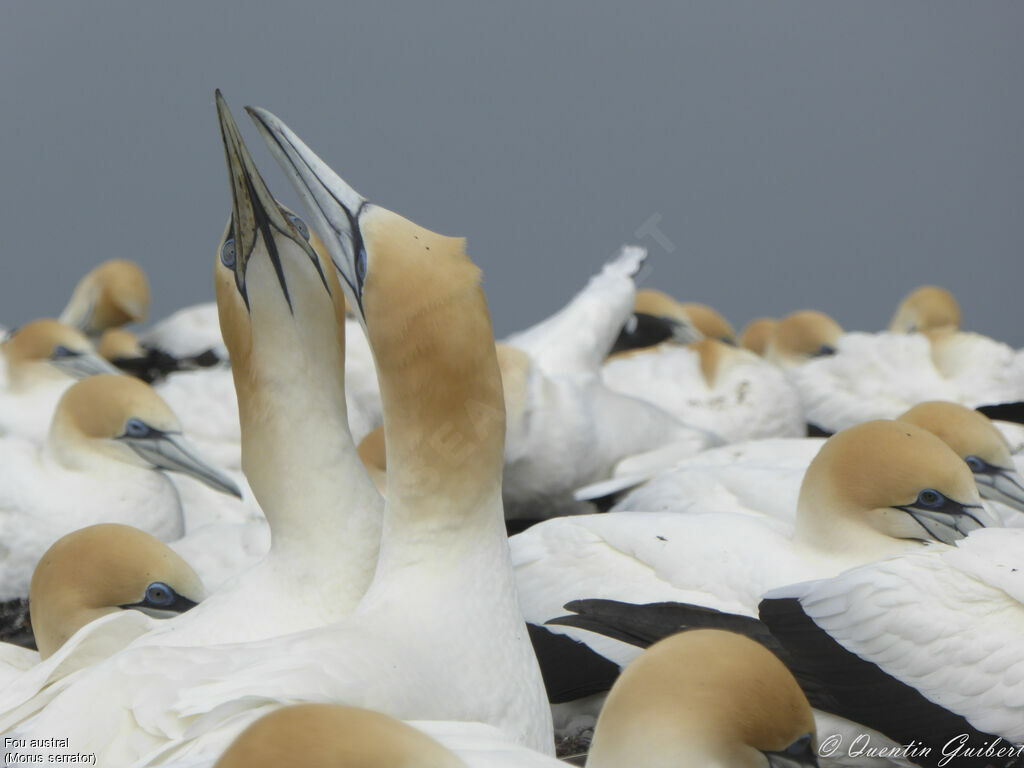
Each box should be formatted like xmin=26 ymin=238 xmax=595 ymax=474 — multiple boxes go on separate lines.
xmin=0 ymin=597 xmax=36 ymax=651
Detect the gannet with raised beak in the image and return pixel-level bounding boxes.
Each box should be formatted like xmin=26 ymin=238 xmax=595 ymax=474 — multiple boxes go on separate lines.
xmin=58 ymin=259 xmax=150 ymax=337
xmin=7 ymin=102 xmax=553 ymax=763
xmin=0 ymin=319 xmax=121 ymax=441
xmin=586 ymin=630 xmax=818 ymax=768
xmin=0 ymin=373 xmax=238 ymax=602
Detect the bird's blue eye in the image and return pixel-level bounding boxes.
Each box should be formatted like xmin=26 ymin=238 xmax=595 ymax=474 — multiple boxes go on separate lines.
xmin=965 ymin=455 xmax=985 ymax=473
xmin=145 ymin=582 xmax=174 ymax=607
xmin=52 ymin=345 xmax=76 ymax=358
xmin=221 ymin=239 xmax=236 ymax=268
xmin=288 ymin=215 xmax=310 ymax=240
xmin=917 ymin=489 xmax=943 ymax=508
xmin=356 ymin=247 xmax=367 ymax=284
xmin=124 ymin=418 xmax=150 ymax=438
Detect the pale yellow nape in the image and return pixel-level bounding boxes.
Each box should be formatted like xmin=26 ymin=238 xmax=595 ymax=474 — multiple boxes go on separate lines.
xmin=64 ymin=259 xmax=150 ymax=333
xmin=29 ymin=523 xmax=204 ymax=659
xmin=889 ymin=285 xmax=961 ymax=334
xmin=587 ymin=629 xmax=815 ymax=768
xmin=358 ymin=206 xmax=505 ymax=507
xmin=898 ymin=401 xmax=1012 ymax=466
xmin=98 ymin=328 xmax=146 ymax=361
xmin=213 ymin=704 xmax=466 ymax=768
xmin=739 ymin=317 xmax=778 ymax=356
xmin=795 ymin=419 xmax=981 ymax=549
xmin=1 ymin=319 xmax=92 ymax=366
xmin=53 ymin=373 xmax=178 ymax=440
xmin=689 ymin=338 xmax=737 ymax=388
xmin=767 ymin=310 xmax=843 ymax=364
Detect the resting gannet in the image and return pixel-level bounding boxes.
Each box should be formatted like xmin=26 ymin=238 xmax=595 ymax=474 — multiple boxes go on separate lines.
xmin=0 ymin=319 xmax=121 ymax=441
xmin=586 ymin=629 xmax=818 ymax=768
xmin=58 ymin=259 xmax=150 ymax=336
xmin=0 ymin=373 xmax=238 ymax=601
xmin=740 ymin=317 xmax=779 ymax=357
xmin=889 ymin=285 xmax=961 ymax=334
xmin=613 ymin=289 xmax=736 ymax=354
xmin=10 ymin=102 xmax=554 ymax=762
xmin=765 ymin=310 xmax=843 ymax=367
xmin=0 ymin=524 xmax=203 ymax=720
xmin=124 ymin=93 xmax=383 ymax=647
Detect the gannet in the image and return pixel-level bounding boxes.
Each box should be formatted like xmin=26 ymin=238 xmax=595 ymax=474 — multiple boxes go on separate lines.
xmin=888 ymin=285 xmax=961 ymax=334
xmin=9 ymin=102 xmax=554 ymax=763
xmin=58 ymin=259 xmax=150 ymax=336
xmin=601 ymin=337 xmax=805 ymax=444
xmin=740 ymin=317 xmax=779 ymax=356
xmin=0 ymin=318 xmax=121 ymax=440
xmin=125 ymin=92 xmax=382 ymax=647
xmin=586 ymin=630 xmax=818 ymax=768
xmin=632 ymin=289 xmax=736 ymax=345
xmin=761 ymin=526 xmax=1024 ymax=757
xmin=0 ymin=524 xmax=204 ymax=720
xmin=99 ymin=328 xmax=222 ymax=384
xmin=0 ymin=373 xmax=238 ymax=600
xmin=765 ymin=310 xmax=843 ymax=367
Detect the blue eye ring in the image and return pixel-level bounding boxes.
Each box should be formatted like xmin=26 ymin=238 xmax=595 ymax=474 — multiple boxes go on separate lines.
xmin=965 ymin=455 xmax=985 ymax=473
xmin=917 ymin=489 xmax=943 ymax=508
xmin=145 ymin=582 xmax=175 ymax=608
xmin=221 ymin=238 xmax=237 ymax=268
xmin=288 ymin=215 xmax=310 ymax=240
xmin=124 ymin=418 xmax=150 ymax=439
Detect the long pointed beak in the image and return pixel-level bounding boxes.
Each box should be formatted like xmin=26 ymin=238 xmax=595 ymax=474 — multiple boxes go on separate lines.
xmin=122 ymin=431 xmax=242 ymax=498
xmin=974 ymin=466 xmax=1024 ymax=514
xmin=764 ymin=734 xmax=820 ymax=767
xmin=244 ymin=105 xmax=367 ymax=312
xmin=215 ymin=90 xmax=305 ymax=308
xmin=896 ymin=499 xmax=993 ymax=544
xmin=49 ymin=349 xmax=122 ymax=379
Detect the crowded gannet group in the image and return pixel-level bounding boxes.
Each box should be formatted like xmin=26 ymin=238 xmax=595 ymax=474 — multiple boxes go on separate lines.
xmin=0 ymin=90 xmax=1021 ymax=768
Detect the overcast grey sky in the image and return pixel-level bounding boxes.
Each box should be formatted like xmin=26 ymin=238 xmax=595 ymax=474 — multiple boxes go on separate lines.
xmin=2 ymin=2 xmax=1022 ymax=345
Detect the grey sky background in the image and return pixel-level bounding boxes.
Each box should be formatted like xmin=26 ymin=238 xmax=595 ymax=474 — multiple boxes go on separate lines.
xmin=2 ymin=2 xmax=1022 ymax=345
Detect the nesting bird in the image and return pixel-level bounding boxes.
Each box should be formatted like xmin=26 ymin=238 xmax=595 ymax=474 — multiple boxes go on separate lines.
xmin=58 ymin=259 xmax=150 ymax=337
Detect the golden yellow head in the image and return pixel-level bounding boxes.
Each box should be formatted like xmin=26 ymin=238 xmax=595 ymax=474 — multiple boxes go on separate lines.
xmin=739 ymin=317 xmax=778 ymax=356
xmin=213 ymin=704 xmax=466 ymax=768
xmin=97 ymin=328 xmax=146 ymax=362
xmin=890 ymin=285 xmax=961 ymax=334
xmin=29 ymin=523 xmax=204 ymax=659
xmin=588 ymin=629 xmax=815 ymax=768
xmin=1 ymin=319 xmax=92 ymax=365
xmin=59 ymin=259 xmax=150 ymax=335
xmin=767 ymin=310 xmax=843 ymax=365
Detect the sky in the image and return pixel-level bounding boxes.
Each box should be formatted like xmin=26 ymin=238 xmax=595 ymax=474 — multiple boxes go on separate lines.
xmin=2 ymin=2 xmax=1022 ymax=344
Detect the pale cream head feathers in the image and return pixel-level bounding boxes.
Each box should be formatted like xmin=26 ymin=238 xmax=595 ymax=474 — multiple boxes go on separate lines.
xmin=739 ymin=317 xmax=778 ymax=356
xmin=29 ymin=523 xmax=204 ymax=659
xmin=766 ymin=310 xmax=843 ymax=365
xmin=795 ymin=419 xmax=984 ymax=552
xmin=586 ymin=629 xmax=815 ymax=768
xmin=898 ymin=401 xmax=1013 ymax=468
xmin=1 ymin=318 xmax=94 ymax=382
xmin=51 ymin=374 xmax=179 ymax=445
xmin=889 ymin=285 xmax=961 ymax=334
xmin=213 ymin=703 xmax=466 ymax=768
xmin=59 ymin=259 xmax=150 ymax=335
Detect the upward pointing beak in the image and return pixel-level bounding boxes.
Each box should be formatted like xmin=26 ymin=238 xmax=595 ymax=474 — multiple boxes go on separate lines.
xmin=215 ymin=90 xmax=303 ymax=307
xmin=244 ymin=105 xmax=367 ymax=312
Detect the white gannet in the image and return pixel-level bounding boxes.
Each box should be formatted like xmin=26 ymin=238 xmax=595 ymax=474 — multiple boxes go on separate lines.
xmin=125 ymin=92 xmax=382 ymax=647
xmin=740 ymin=317 xmax=779 ymax=357
xmin=0 ymin=524 xmax=204 ymax=718
xmin=513 ymin=420 xmax=995 ymax=676
xmin=601 ymin=337 xmax=805 ymax=445
xmin=760 ymin=526 xmax=1024 ymax=755
xmin=633 ymin=290 xmax=737 ymax=345
xmin=888 ymin=284 xmax=961 ymax=334
xmin=0 ymin=318 xmax=121 ymax=441
xmin=0 ymin=373 xmax=238 ymax=600
xmin=58 ymin=259 xmax=150 ymax=336
xmin=9 ymin=102 xmax=554 ymax=762
xmin=765 ymin=310 xmax=844 ymax=368
xmin=586 ymin=629 xmax=818 ymax=768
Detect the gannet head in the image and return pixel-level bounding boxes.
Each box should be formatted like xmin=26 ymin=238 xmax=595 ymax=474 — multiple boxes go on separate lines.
xmin=48 ymin=374 xmax=241 ymax=497
xmin=248 ymin=105 xmax=506 ymax=509
xmin=586 ymin=629 xmax=817 ymax=768
xmin=213 ymin=704 xmax=466 ymax=767
xmin=633 ymin=289 xmax=726 ymax=345
xmin=889 ymin=285 xmax=961 ymax=334
xmin=898 ymin=401 xmax=1024 ymax=514
xmin=766 ymin=310 xmax=843 ymax=367
xmin=29 ymin=523 xmax=204 ymax=659
xmin=58 ymin=259 xmax=150 ymax=336
xmin=796 ymin=420 xmax=991 ymax=555
xmin=739 ymin=317 xmax=779 ymax=357
xmin=97 ymin=328 xmax=147 ymax=363
xmin=1 ymin=318 xmax=120 ymax=387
